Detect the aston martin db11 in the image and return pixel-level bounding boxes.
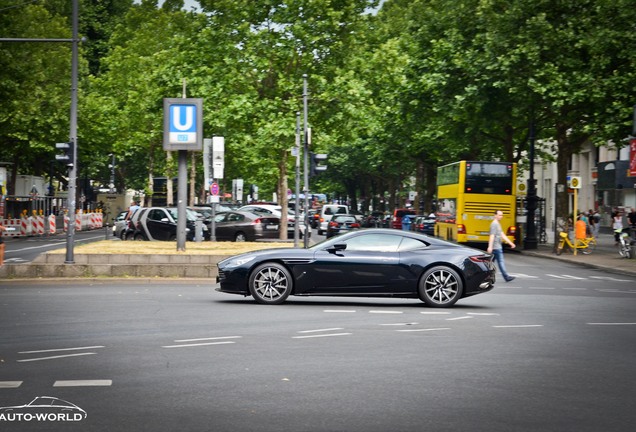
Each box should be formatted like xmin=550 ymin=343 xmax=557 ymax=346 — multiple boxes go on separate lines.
xmin=215 ymin=229 xmax=496 ymax=307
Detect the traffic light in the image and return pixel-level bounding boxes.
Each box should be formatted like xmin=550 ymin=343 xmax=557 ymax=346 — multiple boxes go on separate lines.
xmin=55 ymin=142 xmax=74 ymax=167
xmin=310 ymin=152 xmax=328 ymax=177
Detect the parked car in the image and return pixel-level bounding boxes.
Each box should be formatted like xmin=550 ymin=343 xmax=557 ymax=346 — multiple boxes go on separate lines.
xmin=325 ymin=214 xmax=361 ymax=238
xmin=131 ymin=207 xmax=209 ymax=241
xmin=112 ymin=210 xmax=128 ymax=237
xmin=238 ymin=204 xmax=308 ymax=238
xmin=213 ymin=211 xmax=281 ymax=242
xmin=391 ymin=208 xmax=416 ymax=230
xmin=317 ymin=204 xmax=349 ymax=235
xmin=216 ymin=228 xmax=496 ymax=307
xmin=413 ymin=215 xmax=436 ymax=235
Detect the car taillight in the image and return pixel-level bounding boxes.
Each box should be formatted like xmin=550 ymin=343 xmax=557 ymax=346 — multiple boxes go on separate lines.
xmin=252 ymin=218 xmax=262 ymax=224
xmin=351 ymin=223 xmax=360 ymax=228
xmin=507 ymin=226 xmax=517 ymax=236
xmin=328 ymin=221 xmax=338 ymax=227
xmin=469 ymin=254 xmax=492 ymax=263
xmin=457 ymin=224 xmax=466 ymax=234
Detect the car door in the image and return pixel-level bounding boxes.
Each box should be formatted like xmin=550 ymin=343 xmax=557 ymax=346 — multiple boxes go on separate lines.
xmin=306 ymin=233 xmax=406 ymax=295
xmin=215 ymin=212 xmax=245 ymax=241
xmin=145 ymin=208 xmax=175 ymax=240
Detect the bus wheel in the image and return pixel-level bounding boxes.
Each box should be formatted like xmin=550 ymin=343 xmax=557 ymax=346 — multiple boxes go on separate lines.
xmin=418 ymin=266 xmax=463 ymax=308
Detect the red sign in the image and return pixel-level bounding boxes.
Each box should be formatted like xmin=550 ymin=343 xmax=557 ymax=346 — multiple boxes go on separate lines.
xmin=210 ymin=182 xmax=220 ymax=196
xmin=630 ymin=139 xmax=636 ymax=177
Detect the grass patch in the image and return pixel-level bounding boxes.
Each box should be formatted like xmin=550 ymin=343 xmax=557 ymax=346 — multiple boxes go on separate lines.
xmin=47 ymin=240 xmax=294 ymax=255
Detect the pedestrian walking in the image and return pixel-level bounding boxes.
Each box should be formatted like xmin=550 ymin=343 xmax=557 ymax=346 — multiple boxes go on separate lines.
xmin=591 ymin=209 xmax=601 ymax=238
xmin=612 ymin=209 xmax=623 ymax=244
xmin=487 ymin=210 xmax=516 ymax=282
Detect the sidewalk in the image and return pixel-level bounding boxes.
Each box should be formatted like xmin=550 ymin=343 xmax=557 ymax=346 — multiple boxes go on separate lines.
xmin=518 ymin=231 xmax=636 ymax=277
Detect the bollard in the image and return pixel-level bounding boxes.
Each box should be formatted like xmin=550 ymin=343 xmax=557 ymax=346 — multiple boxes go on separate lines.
xmin=195 ymin=220 xmax=203 ymax=242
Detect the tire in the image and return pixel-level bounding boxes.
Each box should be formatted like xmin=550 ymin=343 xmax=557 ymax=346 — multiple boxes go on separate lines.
xmin=556 ymin=241 xmax=564 ymax=256
xmin=234 ymin=232 xmax=247 ymax=242
xmin=580 ymin=246 xmax=592 ymax=255
xmin=248 ymin=262 xmax=293 ymax=305
xmin=134 ymin=233 xmax=145 ymax=241
xmin=418 ymin=266 xmax=463 ymax=308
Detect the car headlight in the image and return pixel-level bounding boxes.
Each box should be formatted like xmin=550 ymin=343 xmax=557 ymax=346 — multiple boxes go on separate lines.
xmin=222 ymin=255 xmax=256 ymax=269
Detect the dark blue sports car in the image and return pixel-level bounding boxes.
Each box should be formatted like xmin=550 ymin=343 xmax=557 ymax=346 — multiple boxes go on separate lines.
xmin=216 ymin=229 xmax=495 ymax=307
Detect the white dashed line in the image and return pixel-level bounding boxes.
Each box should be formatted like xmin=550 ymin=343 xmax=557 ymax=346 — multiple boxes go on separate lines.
xmin=54 ymin=380 xmax=112 ymax=387
xmin=397 ymin=327 xmax=451 ymax=333
xmin=162 ymin=341 xmax=236 ymax=348
xmin=297 ymin=328 xmax=344 ymax=333
xmin=445 ymin=316 xmax=473 ymax=321
xmin=17 ymin=352 xmax=97 ymax=362
xmin=420 ymin=311 xmax=451 ymax=315
xmin=19 ymin=346 xmax=105 ymax=354
xmin=369 ymin=310 xmax=403 ymax=314
xmin=292 ymin=333 xmax=352 ymax=339
xmin=0 ymin=381 xmax=23 ymax=388
xmin=173 ymin=336 xmax=241 ymax=343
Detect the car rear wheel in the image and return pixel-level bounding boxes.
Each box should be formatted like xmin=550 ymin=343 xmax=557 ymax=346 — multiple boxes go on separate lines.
xmin=418 ymin=266 xmax=463 ymax=307
xmin=134 ymin=233 xmax=145 ymax=241
xmin=248 ymin=263 xmax=292 ymax=305
xmin=234 ymin=232 xmax=247 ymax=242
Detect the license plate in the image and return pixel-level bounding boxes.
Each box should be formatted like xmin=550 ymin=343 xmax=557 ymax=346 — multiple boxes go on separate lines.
xmin=266 ymin=224 xmax=278 ymax=230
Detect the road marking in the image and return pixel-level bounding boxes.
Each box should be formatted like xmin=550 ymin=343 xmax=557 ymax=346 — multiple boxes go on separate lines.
xmin=446 ymin=316 xmax=473 ymax=321
xmin=397 ymin=327 xmax=451 ymax=332
xmin=0 ymin=381 xmax=23 ymax=388
xmin=17 ymin=352 xmax=97 ymax=362
xmin=54 ymin=380 xmax=112 ymax=387
xmin=562 ymin=287 xmax=587 ymax=290
xmin=546 ymin=274 xmax=585 ymax=280
xmin=173 ymin=336 xmax=241 ymax=342
xmin=492 ymin=325 xmax=543 ymax=328
xmin=369 ymin=310 xmax=403 ymax=314
xmin=297 ymin=328 xmax=344 ymax=333
xmin=467 ymin=313 xmax=500 ymax=316
xmin=528 ymin=287 xmax=557 ymax=290
xmin=587 ymin=322 xmax=636 ymax=326
xmin=162 ymin=341 xmax=236 ymax=348
xmin=420 ymin=311 xmax=451 ymax=315
xmin=589 ymin=276 xmax=632 ymax=282
xmin=292 ymin=333 xmax=352 ymax=339
xmin=509 ymin=273 xmax=539 ymax=279
xmin=19 ymin=346 xmax=105 ymax=354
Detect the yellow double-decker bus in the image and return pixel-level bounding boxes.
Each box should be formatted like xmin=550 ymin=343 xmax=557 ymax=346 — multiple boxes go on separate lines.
xmin=435 ymin=161 xmax=517 ymax=244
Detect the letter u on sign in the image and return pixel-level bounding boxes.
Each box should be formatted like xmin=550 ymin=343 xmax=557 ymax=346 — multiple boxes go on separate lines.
xmin=169 ymin=104 xmax=196 ymax=143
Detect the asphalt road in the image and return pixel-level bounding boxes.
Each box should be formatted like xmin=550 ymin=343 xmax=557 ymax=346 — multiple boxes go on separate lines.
xmin=0 ymin=253 xmax=635 ymax=432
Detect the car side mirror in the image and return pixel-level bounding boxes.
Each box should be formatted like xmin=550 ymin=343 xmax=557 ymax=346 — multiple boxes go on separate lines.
xmin=161 ymin=217 xmax=169 ymax=222
xmin=327 ymin=243 xmax=347 ymax=254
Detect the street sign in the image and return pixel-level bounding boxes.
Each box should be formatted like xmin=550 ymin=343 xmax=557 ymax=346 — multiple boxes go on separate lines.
xmin=569 ymin=176 xmax=581 ymax=189
xmin=163 ymin=98 xmax=203 ymax=151
xmin=210 ymin=182 xmax=220 ymax=196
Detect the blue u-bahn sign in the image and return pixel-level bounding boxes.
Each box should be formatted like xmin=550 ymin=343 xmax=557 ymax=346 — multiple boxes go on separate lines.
xmin=163 ymin=98 xmax=203 ymax=151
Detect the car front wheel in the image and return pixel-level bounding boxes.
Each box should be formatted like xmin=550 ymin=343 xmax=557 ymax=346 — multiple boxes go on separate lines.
xmin=418 ymin=266 xmax=463 ymax=307
xmin=234 ymin=232 xmax=247 ymax=242
xmin=248 ymin=263 xmax=292 ymax=305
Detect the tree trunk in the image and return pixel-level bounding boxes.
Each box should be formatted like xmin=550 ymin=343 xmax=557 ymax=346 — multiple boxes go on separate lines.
xmin=278 ymin=150 xmax=288 ymax=240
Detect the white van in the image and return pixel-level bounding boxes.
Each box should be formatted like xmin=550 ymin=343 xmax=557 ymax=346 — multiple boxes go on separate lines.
xmin=318 ymin=204 xmax=349 ymax=235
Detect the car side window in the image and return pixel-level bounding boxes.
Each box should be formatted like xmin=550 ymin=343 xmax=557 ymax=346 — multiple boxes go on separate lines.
xmin=336 ymin=207 xmax=347 ymax=214
xmin=324 ymin=208 xmax=332 ymax=215
xmin=148 ymin=209 xmax=163 ymax=221
xmin=342 ymin=234 xmax=402 ymax=252
xmin=228 ymin=213 xmax=242 ymax=222
xmin=397 ymin=237 xmax=427 ymax=252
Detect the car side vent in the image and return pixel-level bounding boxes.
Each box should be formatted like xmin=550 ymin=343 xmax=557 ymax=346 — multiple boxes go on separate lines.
xmin=283 ymin=259 xmax=313 ymax=265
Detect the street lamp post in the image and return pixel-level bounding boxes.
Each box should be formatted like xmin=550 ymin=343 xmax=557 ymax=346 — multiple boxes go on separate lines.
xmin=524 ymin=119 xmax=538 ymax=250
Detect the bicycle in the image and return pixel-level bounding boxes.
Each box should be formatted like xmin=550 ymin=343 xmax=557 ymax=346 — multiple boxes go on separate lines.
xmin=556 ymin=231 xmax=595 ymax=255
